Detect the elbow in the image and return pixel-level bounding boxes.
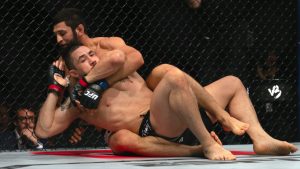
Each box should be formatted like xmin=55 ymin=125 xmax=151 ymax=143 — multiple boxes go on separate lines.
xmin=35 ymin=119 xmax=55 ymax=138
xmin=132 ymin=51 xmax=144 ymax=68
xmin=109 ymin=129 xmax=140 ymax=154
xmin=35 ymin=127 xmax=50 ymax=139
xmin=110 ymin=50 xmax=126 ymax=67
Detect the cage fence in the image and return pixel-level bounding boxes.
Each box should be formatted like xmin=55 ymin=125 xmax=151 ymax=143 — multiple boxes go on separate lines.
xmin=0 ymin=0 xmax=297 ymax=150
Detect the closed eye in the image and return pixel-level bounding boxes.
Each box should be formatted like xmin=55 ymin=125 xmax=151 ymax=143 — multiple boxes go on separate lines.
xmin=55 ymin=30 xmax=66 ymax=37
xmin=78 ymin=55 xmax=86 ymax=63
xmin=89 ymin=51 xmax=96 ymax=57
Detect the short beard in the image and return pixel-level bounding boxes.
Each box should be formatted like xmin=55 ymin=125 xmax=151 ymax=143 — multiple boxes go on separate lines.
xmin=57 ymin=29 xmax=80 ymax=56
xmin=70 ymin=28 xmax=79 ymax=45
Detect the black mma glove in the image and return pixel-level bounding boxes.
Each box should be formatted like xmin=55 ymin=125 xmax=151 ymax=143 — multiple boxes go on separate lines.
xmin=71 ymin=76 xmax=90 ymax=102
xmin=80 ymin=80 xmax=109 ymax=109
xmin=48 ymin=65 xmax=65 ymax=95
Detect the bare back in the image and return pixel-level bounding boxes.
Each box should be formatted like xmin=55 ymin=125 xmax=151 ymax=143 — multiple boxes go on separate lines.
xmin=79 ymin=72 xmax=153 ymax=133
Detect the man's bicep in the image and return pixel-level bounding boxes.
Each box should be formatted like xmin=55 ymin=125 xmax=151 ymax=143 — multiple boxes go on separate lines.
xmin=36 ymin=106 xmax=78 ymax=138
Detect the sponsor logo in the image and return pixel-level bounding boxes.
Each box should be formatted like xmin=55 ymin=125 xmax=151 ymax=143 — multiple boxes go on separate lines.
xmin=84 ymin=90 xmax=99 ymax=100
xmin=268 ymin=85 xmax=282 ymax=99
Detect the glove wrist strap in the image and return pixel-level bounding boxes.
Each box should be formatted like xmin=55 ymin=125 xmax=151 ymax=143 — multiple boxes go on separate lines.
xmin=96 ymin=79 xmax=109 ymax=90
xmin=48 ymin=84 xmax=64 ymax=95
xmin=79 ymin=77 xmax=89 ymax=88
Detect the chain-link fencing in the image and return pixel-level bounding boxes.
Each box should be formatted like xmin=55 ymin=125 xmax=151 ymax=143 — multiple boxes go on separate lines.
xmin=0 ymin=0 xmax=297 ymax=150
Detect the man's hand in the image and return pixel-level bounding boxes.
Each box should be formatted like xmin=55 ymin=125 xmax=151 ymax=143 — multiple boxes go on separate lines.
xmin=48 ymin=62 xmax=68 ymax=95
xmin=69 ymin=127 xmax=85 ymax=144
xmin=21 ymin=128 xmax=35 ymax=138
xmin=21 ymin=128 xmax=44 ymax=149
xmin=210 ymin=131 xmax=223 ymax=146
xmin=79 ymin=83 xmax=107 ymax=109
xmin=21 ymin=128 xmax=38 ymax=144
xmin=73 ymin=78 xmax=109 ymax=109
xmin=71 ymin=77 xmax=89 ymax=103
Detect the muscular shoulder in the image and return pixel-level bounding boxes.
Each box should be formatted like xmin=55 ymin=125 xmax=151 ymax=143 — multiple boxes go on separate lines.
xmin=92 ymin=37 xmax=126 ymax=49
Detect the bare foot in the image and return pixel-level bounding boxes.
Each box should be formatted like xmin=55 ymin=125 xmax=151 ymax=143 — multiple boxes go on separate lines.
xmin=192 ymin=132 xmax=222 ymax=157
xmin=253 ymin=137 xmax=298 ymax=155
xmin=220 ymin=115 xmax=249 ymax=136
xmin=203 ymin=143 xmax=236 ymax=160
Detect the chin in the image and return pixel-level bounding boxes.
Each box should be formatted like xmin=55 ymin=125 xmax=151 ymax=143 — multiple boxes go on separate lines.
xmin=60 ymin=44 xmax=67 ymax=48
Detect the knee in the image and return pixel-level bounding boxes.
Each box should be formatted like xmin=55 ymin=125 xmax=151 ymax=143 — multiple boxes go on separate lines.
xmin=148 ymin=64 xmax=177 ymax=82
xmin=224 ymin=75 xmax=244 ymax=89
xmin=147 ymin=64 xmax=176 ymax=90
xmin=147 ymin=64 xmax=185 ymax=90
xmin=164 ymin=68 xmax=188 ymax=88
xmin=151 ymin=64 xmax=176 ymax=75
xmin=108 ymin=130 xmax=138 ymax=154
xmin=108 ymin=130 xmax=131 ymax=152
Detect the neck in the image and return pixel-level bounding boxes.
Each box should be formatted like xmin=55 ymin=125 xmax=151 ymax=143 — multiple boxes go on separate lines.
xmin=79 ymin=34 xmax=93 ymax=47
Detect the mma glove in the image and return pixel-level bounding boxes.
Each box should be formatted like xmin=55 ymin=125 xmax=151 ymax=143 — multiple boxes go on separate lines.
xmin=72 ymin=77 xmax=109 ymax=109
xmin=48 ymin=65 xmax=65 ymax=96
xmin=71 ymin=77 xmax=89 ymax=102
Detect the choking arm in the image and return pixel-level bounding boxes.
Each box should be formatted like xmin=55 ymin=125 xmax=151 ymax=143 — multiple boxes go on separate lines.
xmin=85 ymin=37 xmax=144 ymax=85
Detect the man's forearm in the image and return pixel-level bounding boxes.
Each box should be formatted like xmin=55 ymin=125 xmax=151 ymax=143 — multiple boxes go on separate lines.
xmin=23 ymin=129 xmax=39 ymax=145
xmin=84 ymin=49 xmax=126 ymax=83
xmin=36 ymin=93 xmax=59 ymax=134
xmin=107 ymin=48 xmax=143 ymax=85
xmin=85 ymin=47 xmax=144 ymax=85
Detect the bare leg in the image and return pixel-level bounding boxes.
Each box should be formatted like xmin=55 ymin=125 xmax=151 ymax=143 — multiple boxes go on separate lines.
xmin=149 ymin=69 xmax=235 ymax=160
xmin=109 ymin=130 xmax=222 ymax=157
xmin=204 ymin=76 xmax=298 ymax=155
xmin=146 ymin=64 xmax=249 ymax=135
xmin=108 ymin=129 xmax=203 ymax=157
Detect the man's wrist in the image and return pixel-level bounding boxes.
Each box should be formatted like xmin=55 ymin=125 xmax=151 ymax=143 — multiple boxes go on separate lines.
xmin=35 ymin=140 xmax=44 ymax=150
xmin=84 ymin=75 xmax=97 ymax=84
xmin=48 ymin=84 xmax=64 ymax=96
xmin=83 ymin=76 xmax=109 ymax=90
xmin=79 ymin=76 xmax=89 ymax=88
xmin=83 ymin=75 xmax=92 ymax=83
xmin=95 ymin=79 xmax=109 ymax=90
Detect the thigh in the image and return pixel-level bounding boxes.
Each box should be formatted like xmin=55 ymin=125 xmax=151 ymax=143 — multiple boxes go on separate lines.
xmin=149 ymin=79 xmax=186 ymax=137
xmin=204 ymin=76 xmax=236 ymax=109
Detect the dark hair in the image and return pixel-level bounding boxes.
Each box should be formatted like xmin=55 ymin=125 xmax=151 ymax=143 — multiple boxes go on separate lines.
xmin=61 ymin=41 xmax=83 ymax=70
xmin=53 ymin=8 xmax=86 ymax=31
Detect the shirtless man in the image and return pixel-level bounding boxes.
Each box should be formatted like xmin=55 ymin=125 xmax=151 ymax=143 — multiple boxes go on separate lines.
xmin=51 ymin=8 xmax=232 ymax=158
xmin=36 ymin=42 xmax=246 ymax=160
xmin=48 ymin=8 xmax=296 ymax=158
xmin=52 ymin=8 xmax=246 ymax=133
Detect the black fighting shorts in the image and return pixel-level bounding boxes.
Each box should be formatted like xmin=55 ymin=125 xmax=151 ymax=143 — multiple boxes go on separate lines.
xmin=138 ymin=108 xmax=214 ymax=146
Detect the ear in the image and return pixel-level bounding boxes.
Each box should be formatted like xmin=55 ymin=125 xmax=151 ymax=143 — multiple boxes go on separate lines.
xmin=76 ymin=24 xmax=85 ymax=37
xmin=69 ymin=69 xmax=80 ymax=78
